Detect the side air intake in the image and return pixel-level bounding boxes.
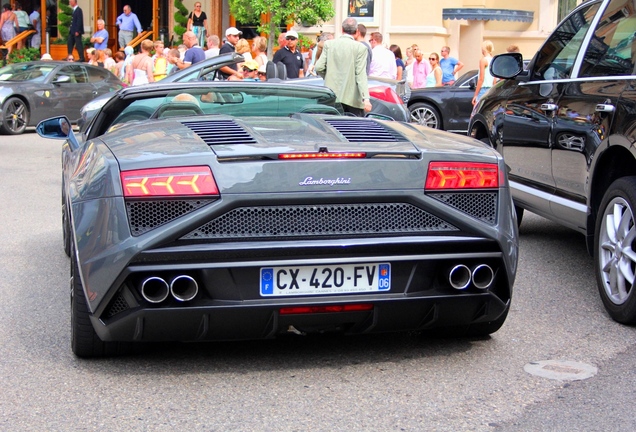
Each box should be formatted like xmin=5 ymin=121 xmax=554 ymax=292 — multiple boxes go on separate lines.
xmin=324 ymin=119 xmax=407 ymax=143
xmin=182 ymin=120 xmax=258 ymax=146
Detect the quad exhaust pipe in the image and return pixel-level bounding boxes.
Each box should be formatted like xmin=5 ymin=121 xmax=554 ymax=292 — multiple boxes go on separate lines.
xmin=140 ymin=275 xmax=199 ymax=303
xmin=448 ymin=264 xmax=494 ymax=290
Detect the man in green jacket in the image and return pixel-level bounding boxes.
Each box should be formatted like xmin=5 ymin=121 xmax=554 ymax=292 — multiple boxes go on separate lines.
xmin=315 ymin=17 xmax=372 ymax=117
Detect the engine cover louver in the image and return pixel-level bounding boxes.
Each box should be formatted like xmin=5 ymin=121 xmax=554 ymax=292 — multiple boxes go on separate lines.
xmin=324 ymin=119 xmax=407 ymax=143
xmin=182 ymin=120 xmax=258 ymax=146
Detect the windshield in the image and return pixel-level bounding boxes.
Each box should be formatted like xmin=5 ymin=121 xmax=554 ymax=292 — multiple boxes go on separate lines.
xmin=104 ymin=84 xmax=342 ymax=132
xmin=0 ymin=64 xmax=56 ymax=83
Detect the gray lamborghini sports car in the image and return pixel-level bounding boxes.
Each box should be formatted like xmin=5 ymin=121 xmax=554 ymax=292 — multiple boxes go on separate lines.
xmin=37 ymin=81 xmax=518 ymax=357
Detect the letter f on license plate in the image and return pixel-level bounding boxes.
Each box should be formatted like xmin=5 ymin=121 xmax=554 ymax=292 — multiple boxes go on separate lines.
xmin=260 ymin=263 xmax=391 ymax=296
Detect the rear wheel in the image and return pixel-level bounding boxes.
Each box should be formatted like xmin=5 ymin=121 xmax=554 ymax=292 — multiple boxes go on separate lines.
xmin=71 ymin=247 xmax=134 ymax=357
xmin=409 ymin=102 xmax=441 ymax=129
xmin=1 ymin=97 xmax=29 ymax=135
xmin=595 ymin=177 xmax=636 ymax=324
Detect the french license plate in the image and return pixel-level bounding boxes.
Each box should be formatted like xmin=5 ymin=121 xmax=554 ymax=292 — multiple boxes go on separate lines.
xmin=260 ymin=263 xmax=391 ymax=297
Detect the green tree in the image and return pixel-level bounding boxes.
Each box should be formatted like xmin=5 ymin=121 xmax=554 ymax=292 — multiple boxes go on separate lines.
xmin=173 ymin=0 xmax=189 ymax=42
xmin=228 ymin=0 xmax=334 ymax=59
xmin=58 ymin=0 xmax=72 ymax=41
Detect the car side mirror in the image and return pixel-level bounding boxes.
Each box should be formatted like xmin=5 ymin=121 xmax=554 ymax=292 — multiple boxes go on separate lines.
xmin=468 ymin=77 xmax=477 ymax=90
xmin=490 ymin=53 xmax=524 ymax=79
xmin=36 ymin=116 xmax=80 ymax=150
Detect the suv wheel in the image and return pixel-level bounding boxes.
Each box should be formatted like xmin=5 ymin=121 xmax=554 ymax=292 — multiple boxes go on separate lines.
xmin=595 ymin=177 xmax=636 ymax=324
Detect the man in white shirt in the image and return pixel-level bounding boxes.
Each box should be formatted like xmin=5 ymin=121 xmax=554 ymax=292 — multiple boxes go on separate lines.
xmin=368 ymin=32 xmax=396 ymax=79
xmin=205 ymin=34 xmax=220 ymax=58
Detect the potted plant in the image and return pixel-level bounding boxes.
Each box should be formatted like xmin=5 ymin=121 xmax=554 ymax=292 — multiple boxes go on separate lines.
xmin=8 ymin=47 xmax=42 ymax=63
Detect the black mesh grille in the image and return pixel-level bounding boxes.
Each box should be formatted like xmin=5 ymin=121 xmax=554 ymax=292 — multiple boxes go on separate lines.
xmin=104 ymin=292 xmax=129 ymax=318
xmin=182 ymin=120 xmax=258 ymax=146
xmin=182 ymin=203 xmax=457 ymax=240
xmin=429 ymin=192 xmax=498 ymax=224
xmin=126 ymin=199 xmax=215 ymax=236
xmin=324 ymin=119 xmax=407 ymax=142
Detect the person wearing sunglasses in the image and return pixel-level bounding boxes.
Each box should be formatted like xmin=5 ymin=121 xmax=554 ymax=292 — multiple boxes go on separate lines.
xmin=426 ymin=52 xmax=443 ymax=87
xmin=272 ymin=29 xmax=304 ymax=78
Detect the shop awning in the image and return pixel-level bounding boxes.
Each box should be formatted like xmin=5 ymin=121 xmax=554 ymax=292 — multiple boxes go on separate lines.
xmin=442 ymin=9 xmax=534 ymax=23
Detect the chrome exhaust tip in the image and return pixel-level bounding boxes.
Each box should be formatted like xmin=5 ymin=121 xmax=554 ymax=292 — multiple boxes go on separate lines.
xmin=141 ymin=277 xmax=170 ymax=303
xmin=449 ymin=264 xmax=471 ymax=290
xmin=170 ymin=275 xmax=199 ymax=302
xmin=472 ymin=264 xmax=494 ymax=289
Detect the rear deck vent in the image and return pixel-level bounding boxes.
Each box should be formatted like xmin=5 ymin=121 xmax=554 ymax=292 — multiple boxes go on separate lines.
xmin=324 ymin=119 xmax=407 ymax=142
xmin=182 ymin=120 xmax=258 ymax=146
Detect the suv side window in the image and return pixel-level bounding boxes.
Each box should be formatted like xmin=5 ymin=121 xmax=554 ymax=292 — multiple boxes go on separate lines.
xmin=532 ymin=2 xmax=600 ymax=80
xmin=580 ymin=0 xmax=636 ymax=77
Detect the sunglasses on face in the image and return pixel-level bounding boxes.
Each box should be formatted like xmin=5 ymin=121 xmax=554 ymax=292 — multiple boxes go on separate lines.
xmin=286 ymin=37 xmax=297 ymax=41
xmin=243 ymin=67 xmax=255 ymax=72
xmin=429 ymin=58 xmax=437 ymax=61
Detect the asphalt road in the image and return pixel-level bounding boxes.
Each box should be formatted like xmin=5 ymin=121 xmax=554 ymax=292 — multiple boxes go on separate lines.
xmin=1 ymin=131 xmax=635 ymax=431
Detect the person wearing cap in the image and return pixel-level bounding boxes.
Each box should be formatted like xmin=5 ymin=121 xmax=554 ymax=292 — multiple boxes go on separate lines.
xmin=229 ymin=60 xmax=260 ymax=81
xmin=40 ymin=53 xmax=53 ymax=61
xmin=176 ymin=30 xmax=205 ymax=69
xmin=272 ymin=29 xmax=304 ymax=78
xmin=218 ymin=26 xmax=244 ymax=79
xmin=315 ymin=17 xmax=372 ymax=117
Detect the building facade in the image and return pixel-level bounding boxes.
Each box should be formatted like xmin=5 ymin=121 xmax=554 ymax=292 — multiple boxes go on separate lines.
xmin=23 ymin=0 xmax=582 ymax=67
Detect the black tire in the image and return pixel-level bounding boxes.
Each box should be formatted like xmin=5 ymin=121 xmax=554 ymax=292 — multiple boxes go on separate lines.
xmin=514 ymin=205 xmax=524 ymax=228
xmin=409 ymin=102 xmax=441 ymax=129
xmin=595 ymin=177 xmax=636 ymax=324
xmin=71 ymin=248 xmax=134 ymax=357
xmin=1 ymin=97 xmax=29 ymax=135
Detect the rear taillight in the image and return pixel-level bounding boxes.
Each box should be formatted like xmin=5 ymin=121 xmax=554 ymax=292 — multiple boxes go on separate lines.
xmin=425 ymin=162 xmax=499 ymax=189
xmin=121 ymin=166 xmax=219 ymax=197
xmin=279 ymin=152 xmax=366 ymax=159
xmin=369 ymin=86 xmax=404 ymax=105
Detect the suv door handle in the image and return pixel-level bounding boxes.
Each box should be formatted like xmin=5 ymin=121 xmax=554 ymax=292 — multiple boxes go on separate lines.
xmin=540 ymin=103 xmax=558 ymax=111
xmin=596 ymin=103 xmax=615 ymax=113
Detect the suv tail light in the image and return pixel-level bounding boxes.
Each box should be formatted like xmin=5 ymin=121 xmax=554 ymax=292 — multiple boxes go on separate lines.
xmin=121 ymin=166 xmax=219 ymax=197
xmin=369 ymin=86 xmax=404 ymax=105
xmin=425 ymin=162 xmax=499 ymax=189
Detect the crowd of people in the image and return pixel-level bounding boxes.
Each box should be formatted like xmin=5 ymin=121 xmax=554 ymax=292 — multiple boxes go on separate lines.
xmin=0 ymin=1 xmax=515 ymax=115
xmin=0 ymin=2 xmax=41 ymax=55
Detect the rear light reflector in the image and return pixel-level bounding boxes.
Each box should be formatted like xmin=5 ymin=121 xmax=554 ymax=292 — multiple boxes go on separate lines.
xmin=425 ymin=161 xmax=499 ymax=189
xmin=121 ymin=166 xmax=219 ymax=197
xmin=279 ymin=304 xmax=374 ymax=315
xmin=279 ymin=152 xmax=366 ymax=159
xmin=369 ymin=86 xmax=404 ymax=105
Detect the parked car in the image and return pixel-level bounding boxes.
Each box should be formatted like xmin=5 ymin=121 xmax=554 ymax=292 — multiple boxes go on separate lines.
xmin=468 ymin=0 xmax=636 ymax=323
xmin=291 ymin=74 xmax=410 ymax=122
xmin=38 ymin=80 xmax=518 ymax=357
xmin=0 ymin=61 xmax=123 ymax=134
xmin=408 ymin=70 xmax=478 ymax=133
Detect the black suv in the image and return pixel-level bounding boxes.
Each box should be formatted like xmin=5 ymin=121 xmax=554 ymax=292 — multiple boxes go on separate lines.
xmin=469 ymin=0 xmax=636 ymax=324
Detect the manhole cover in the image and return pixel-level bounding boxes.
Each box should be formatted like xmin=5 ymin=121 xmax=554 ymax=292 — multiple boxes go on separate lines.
xmin=524 ymin=360 xmax=597 ymax=381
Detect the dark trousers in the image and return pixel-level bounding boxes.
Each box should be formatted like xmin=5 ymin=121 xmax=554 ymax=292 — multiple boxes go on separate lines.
xmin=68 ymin=34 xmax=84 ymax=61
xmin=342 ymin=104 xmax=364 ymax=117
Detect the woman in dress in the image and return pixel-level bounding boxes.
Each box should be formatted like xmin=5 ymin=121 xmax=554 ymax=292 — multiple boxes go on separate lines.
xmin=0 ymin=4 xmax=17 ymax=54
xmin=153 ymin=40 xmax=168 ymax=81
xmin=426 ymin=52 xmax=443 ymax=87
xmin=404 ymin=44 xmax=418 ymax=88
xmin=252 ymin=36 xmax=268 ymax=67
xmin=472 ymin=40 xmax=495 ymax=105
xmin=187 ymin=2 xmax=207 ymax=48
xmin=390 ymin=44 xmax=405 ymax=81
xmin=126 ymin=39 xmax=155 ymax=86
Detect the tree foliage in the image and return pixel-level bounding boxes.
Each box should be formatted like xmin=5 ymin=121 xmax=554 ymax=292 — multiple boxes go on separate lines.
xmin=173 ymin=0 xmax=189 ymax=39
xmin=58 ymin=0 xmax=72 ymax=41
xmin=228 ymin=0 xmax=334 ymax=58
